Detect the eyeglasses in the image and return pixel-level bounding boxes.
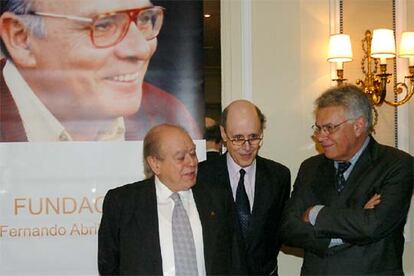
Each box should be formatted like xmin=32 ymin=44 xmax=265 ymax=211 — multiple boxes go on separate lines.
xmin=29 ymin=6 xmax=164 ymax=48
xmin=312 ymin=119 xmax=353 ymax=135
xmin=226 ymin=133 xmax=263 ymax=147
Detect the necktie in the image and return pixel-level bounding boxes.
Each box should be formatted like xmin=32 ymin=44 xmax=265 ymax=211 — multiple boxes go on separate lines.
xmin=171 ymin=192 xmax=198 ymax=276
xmin=236 ymin=169 xmax=250 ymax=239
xmin=336 ymin=161 xmax=351 ymax=193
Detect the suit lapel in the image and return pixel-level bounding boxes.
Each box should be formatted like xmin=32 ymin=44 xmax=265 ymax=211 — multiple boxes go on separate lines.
xmin=311 ymin=157 xmax=339 ymax=206
xmin=216 ymin=155 xmax=249 ymax=254
xmin=338 ymin=138 xmax=376 ymax=203
xmin=248 ymin=157 xmax=269 ymax=244
xmin=132 ymin=179 xmax=162 ymax=271
xmin=219 ymin=156 xmax=233 ymax=195
xmin=193 ymin=184 xmax=217 ymax=274
xmin=313 ymin=138 xmax=377 ymax=207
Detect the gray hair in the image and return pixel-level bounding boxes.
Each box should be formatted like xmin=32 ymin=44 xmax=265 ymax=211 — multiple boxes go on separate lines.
xmin=143 ymin=125 xmax=163 ymax=178
xmin=1 ymin=0 xmax=46 ymax=59
xmin=315 ymin=84 xmax=373 ymax=133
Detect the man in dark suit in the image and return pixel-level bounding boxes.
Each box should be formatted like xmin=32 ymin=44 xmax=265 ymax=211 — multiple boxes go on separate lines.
xmin=0 ymin=0 xmax=200 ymax=142
xmin=204 ymin=116 xmax=222 ymax=160
xmin=198 ymin=100 xmax=291 ymax=275
xmin=281 ymin=85 xmax=413 ymax=275
xmin=98 ymin=124 xmax=235 ymax=275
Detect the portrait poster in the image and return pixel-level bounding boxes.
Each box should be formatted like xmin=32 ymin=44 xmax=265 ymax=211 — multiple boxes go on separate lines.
xmin=0 ymin=0 xmax=205 ymax=274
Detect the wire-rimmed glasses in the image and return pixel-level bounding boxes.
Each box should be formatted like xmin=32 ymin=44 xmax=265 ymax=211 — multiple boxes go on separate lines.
xmin=227 ymin=134 xmax=263 ymax=147
xmin=312 ymin=119 xmax=353 ymax=135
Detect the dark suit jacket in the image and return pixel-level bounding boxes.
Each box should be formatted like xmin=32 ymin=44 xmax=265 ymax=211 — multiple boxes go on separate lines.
xmin=98 ymin=177 xmax=235 ymax=275
xmin=206 ymin=151 xmax=221 ymax=160
xmin=0 ymin=59 xmax=201 ymax=141
xmin=197 ymin=154 xmax=291 ymax=275
xmin=281 ymin=137 xmax=414 ymax=275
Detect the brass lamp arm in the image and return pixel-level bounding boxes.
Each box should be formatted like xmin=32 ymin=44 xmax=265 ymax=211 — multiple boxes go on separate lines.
xmin=384 ymin=78 xmax=414 ymax=106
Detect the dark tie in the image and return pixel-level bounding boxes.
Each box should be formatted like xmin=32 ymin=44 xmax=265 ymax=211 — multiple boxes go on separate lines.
xmin=336 ymin=161 xmax=351 ymax=193
xmin=171 ymin=192 xmax=198 ymax=276
xmin=236 ymin=169 xmax=250 ymax=239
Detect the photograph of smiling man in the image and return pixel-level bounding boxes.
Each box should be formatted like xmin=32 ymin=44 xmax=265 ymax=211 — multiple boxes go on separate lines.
xmin=0 ymin=0 xmax=203 ymax=142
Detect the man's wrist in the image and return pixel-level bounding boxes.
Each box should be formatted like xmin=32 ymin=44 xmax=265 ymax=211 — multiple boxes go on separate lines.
xmin=309 ymin=205 xmax=324 ymax=225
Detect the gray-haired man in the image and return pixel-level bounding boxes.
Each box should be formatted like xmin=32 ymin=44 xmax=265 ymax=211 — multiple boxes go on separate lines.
xmin=281 ymin=84 xmax=413 ymax=275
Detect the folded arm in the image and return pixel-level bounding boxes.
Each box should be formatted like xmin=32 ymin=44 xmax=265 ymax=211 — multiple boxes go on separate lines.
xmin=280 ymin=165 xmax=331 ymax=256
xmin=304 ymin=193 xmax=381 ymax=247
xmin=314 ymin=158 xmax=413 ymax=245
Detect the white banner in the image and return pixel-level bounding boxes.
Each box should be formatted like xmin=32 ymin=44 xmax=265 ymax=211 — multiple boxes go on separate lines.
xmin=0 ymin=141 xmax=205 ymax=275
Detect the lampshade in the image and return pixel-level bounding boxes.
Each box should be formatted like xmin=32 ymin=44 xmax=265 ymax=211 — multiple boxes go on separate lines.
xmin=327 ymin=34 xmax=353 ymax=63
xmin=399 ymin=32 xmax=414 ymax=66
xmin=371 ymin=29 xmax=396 ymax=60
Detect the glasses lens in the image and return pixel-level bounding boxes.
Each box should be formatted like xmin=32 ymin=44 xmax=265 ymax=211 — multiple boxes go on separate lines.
xmin=231 ymin=137 xmax=261 ymax=146
xmin=92 ymin=13 xmax=129 ymax=47
xmin=92 ymin=7 xmax=164 ymax=48
xmin=249 ymin=138 xmax=262 ymax=146
xmin=325 ymin=125 xmax=335 ymax=134
xmin=136 ymin=7 xmax=164 ymax=40
xmin=231 ymin=139 xmax=244 ymax=146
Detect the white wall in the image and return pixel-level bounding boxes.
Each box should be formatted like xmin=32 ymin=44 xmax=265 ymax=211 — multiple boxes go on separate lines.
xmin=221 ymin=0 xmax=414 ymax=275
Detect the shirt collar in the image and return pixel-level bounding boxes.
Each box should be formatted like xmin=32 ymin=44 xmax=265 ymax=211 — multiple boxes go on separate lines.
xmin=155 ymin=176 xmax=193 ymax=203
xmin=95 ymin=117 xmax=126 ymax=141
xmin=3 ymin=60 xmax=126 ymax=141
xmin=334 ymin=136 xmax=370 ymax=168
xmin=226 ymin=152 xmax=256 ymax=178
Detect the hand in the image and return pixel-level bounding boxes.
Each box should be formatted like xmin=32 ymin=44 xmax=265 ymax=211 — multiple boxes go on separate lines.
xmin=364 ymin=193 xmax=381 ymax=209
xmin=303 ymin=206 xmax=313 ymax=223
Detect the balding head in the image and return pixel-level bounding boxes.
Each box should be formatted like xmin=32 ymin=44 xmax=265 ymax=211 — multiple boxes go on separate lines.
xmin=221 ymin=100 xmax=266 ymax=131
xmin=144 ymin=124 xmax=186 ymax=175
xmin=143 ymin=124 xmax=198 ymax=191
xmin=220 ymin=100 xmax=265 ymax=167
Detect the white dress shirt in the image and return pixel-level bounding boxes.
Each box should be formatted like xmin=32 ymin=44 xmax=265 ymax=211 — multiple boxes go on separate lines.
xmin=3 ymin=61 xmax=125 ymax=141
xmin=155 ymin=176 xmax=206 ymax=276
xmin=226 ymin=153 xmax=257 ymax=211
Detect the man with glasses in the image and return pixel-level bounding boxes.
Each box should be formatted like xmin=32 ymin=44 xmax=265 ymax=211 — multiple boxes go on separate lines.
xmin=198 ymin=100 xmax=291 ymax=275
xmin=281 ymin=85 xmax=413 ymax=275
xmin=0 ymin=0 xmax=200 ymax=141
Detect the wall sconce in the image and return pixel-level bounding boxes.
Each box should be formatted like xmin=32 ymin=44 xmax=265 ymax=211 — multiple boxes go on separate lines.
xmin=328 ymin=34 xmax=353 ymax=85
xmin=328 ymin=29 xmax=414 ymax=107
